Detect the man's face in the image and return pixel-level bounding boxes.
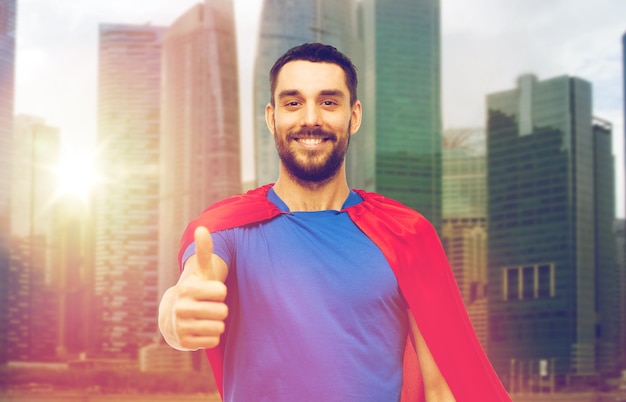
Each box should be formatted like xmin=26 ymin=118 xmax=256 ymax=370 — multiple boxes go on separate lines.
xmin=266 ymin=60 xmax=361 ymax=184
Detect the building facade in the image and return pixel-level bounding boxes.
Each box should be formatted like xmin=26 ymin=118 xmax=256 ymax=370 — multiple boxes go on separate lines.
xmin=441 ymin=128 xmax=488 ymax=347
xmin=0 ymin=0 xmax=17 ymax=363
xmin=95 ymin=24 xmax=165 ymax=358
xmin=592 ymin=118 xmax=619 ymax=376
xmin=159 ymin=0 xmax=241 ymax=295
xmin=253 ymin=0 xmax=359 ymax=186
xmin=614 ymin=219 xmax=626 ymax=371
xmin=7 ymin=116 xmax=60 ymax=361
xmin=487 ymin=74 xmax=618 ymax=391
xmin=357 ymin=0 xmax=442 ymax=229
xmin=621 ymin=31 xmax=626 ymax=372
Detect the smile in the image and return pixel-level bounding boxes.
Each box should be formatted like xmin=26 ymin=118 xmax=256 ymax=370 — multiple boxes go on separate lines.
xmin=298 ymin=138 xmax=325 ymax=146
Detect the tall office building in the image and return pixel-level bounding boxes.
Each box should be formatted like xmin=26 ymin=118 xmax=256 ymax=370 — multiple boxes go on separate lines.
xmin=253 ymin=0 xmax=359 ymax=186
xmin=55 ymin=194 xmax=96 ymax=360
xmin=487 ymin=74 xmax=618 ymax=391
xmin=441 ymin=128 xmax=488 ymax=347
xmin=7 ymin=116 xmax=60 ymax=361
xmin=358 ymin=0 xmax=442 ymax=229
xmin=159 ymin=0 xmax=241 ymax=297
xmin=96 ymin=24 xmax=164 ymax=358
xmin=442 ymin=128 xmax=486 ymax=220
xmin=621 ymin=32 xmax=626 ymax=371
xmin=623 ymin=32 xmax=626 ymax=222
xmin=592 ymin=118 xmax=619 ymax=376
xmin=614 ymin=219 xmax=626 ymax=371
xmin=0 ymin=0 xmax=17 ymax=363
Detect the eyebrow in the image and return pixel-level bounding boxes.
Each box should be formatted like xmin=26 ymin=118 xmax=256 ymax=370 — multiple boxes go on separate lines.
xmin=319 ymin=90 xmax=346 ymax=99
xmin=277 ymin=90 xmax=301 ymax=99
xmin=277 ymin=89 xmax=347 ymax=99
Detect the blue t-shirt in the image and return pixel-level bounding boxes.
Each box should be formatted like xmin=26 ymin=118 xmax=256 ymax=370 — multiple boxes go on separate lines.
xmin=188 ymin=188 xmax=408 ymax=402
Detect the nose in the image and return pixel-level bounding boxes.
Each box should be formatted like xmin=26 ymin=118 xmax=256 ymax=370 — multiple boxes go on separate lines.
xmin=301 ymin=104 xmax=321 ymax=127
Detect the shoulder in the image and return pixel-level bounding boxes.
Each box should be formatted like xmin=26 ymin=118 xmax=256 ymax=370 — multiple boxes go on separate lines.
xmin=351 ymin=189 xmax=426 ymax=219
xmin=348 ymin=189 xmax=438 ymax=238
xmin=193 ymin=184 xmax=282 ymax=233
xmin=178 ymin=184 xmax=281 ymax=268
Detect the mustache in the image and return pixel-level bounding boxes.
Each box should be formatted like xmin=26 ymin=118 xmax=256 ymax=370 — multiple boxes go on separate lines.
xmin=287 ymin=128 xmax=337 ymax=141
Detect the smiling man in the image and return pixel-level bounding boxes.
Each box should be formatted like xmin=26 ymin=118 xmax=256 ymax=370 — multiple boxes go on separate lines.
xmin=269 ymin=59 xmax=357 ymax=188
xmin=158 ymin=43 xmax=511 ymax=402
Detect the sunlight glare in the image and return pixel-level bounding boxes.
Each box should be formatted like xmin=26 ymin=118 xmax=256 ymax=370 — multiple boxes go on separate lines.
xmin=56 ymin=151 xmax=99 ymax=201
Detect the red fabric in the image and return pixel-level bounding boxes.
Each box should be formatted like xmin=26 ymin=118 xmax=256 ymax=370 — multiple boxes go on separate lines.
xmin=178 ymin=184 xmax=511 ymax=401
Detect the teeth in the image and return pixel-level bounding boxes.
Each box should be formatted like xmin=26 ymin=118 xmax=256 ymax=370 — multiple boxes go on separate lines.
xmin=299 ymin=138 xmax=323 ymax=145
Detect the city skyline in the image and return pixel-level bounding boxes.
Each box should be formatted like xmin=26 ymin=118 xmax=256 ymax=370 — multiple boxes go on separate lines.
xmin=13 ymin=0 xmax=626 ymax=217
xmin=2 ymin=0 xmax=625 ymax=395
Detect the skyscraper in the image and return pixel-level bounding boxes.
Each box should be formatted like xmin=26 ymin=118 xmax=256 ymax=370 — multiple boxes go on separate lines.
xmin=621 ymin=31 xmax=626 ymax=371
xmin=623 ymin=31 xmax=626 ymax=223
xmin=55 ymin=194 xmax=95 ymax=360
xmin=358 ymin=0 xmax=442 ymax=229
xmin=0 ymin=0 xmax=17 ymax=363
xmin=592 ymin=117 xmax=619 ymax=376
xmin=614 ymin=219 xmax=626 ymax=371
xmin=7 ymin=115 xmax=60 ymax=361
xmin=96 ymin=24 xmax=164 ymax=358
xmin=159 ymin=0 xmax=241 ymax=298
xmin=253 ymin=0 xmax=359 ymax=186
xmin=441 ymin=128 xmax=488 ymax=347
xmin=487 ymin=74 xmax=617 ymax=391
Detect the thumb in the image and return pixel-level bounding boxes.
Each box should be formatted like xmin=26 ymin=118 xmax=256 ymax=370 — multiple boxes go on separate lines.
xmin=194 ymin=226 xmax=214 ymax=280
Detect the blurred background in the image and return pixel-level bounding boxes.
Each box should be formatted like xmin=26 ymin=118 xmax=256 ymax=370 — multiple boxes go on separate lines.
xmin=1 ymin=0 xmax=625 ymax=400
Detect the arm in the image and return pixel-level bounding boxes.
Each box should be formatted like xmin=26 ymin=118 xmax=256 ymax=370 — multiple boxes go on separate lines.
xmin=158 ymin=226 xmax=229 ymax=351
xmin=407 ymin=310 xmax=456 ymax=402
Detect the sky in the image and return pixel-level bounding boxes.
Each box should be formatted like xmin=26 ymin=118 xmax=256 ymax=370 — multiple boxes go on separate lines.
xmin=14 ymin=0 xmax=626 ymax=216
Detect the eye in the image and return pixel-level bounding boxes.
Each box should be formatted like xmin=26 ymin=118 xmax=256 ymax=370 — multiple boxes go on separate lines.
xmin=283 ymin=101 xmax=301 ymax=108
xmin=321 ymin=100 xmax=338 ymax=107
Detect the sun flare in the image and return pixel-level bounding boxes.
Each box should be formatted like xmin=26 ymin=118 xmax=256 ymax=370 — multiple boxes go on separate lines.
xmin=56 ymin=151 xmax=99 ymax=201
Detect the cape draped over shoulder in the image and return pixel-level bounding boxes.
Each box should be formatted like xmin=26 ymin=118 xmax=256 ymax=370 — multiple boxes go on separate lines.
xmin=178 ymin=184 xmax=511 ymax=402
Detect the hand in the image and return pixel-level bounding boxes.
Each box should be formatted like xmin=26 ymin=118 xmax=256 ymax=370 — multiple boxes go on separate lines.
xmin=170 ymin=226 xmax=228 ymax=350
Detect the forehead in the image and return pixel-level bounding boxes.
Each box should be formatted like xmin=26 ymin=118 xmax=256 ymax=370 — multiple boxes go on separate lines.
xmin=274 ymin=60 xmax=348 ymax=96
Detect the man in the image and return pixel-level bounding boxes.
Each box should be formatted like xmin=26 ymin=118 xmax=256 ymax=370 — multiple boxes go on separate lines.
xmin=159 ymin=43 xmax=511 ymax=401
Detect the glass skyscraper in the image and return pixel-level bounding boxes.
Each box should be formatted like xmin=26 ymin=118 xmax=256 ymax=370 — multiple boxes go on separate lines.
xmin=7 ymin=116 xmax=60 ymax=362
xmin=96 ymin=24 xmax=165 ymax=358
xmin=592 ymin=118 xmax=619 ymax=376
xmin=441 ymin=128 xmax=488 ymax=347
xmin=253 ymin=0 xmax=359 ymax=186
xmin=621 ymin=30 xmax=626 ymax=373
xmin=0 ymin=0 xmax=16 ymax=363
xmin=487 ymin=74 xmax=618 ymax=390
xmin=159 ymin=0 xmax=241 ymax=298
xmin=358 ymin=0 xmax=442 ymax=229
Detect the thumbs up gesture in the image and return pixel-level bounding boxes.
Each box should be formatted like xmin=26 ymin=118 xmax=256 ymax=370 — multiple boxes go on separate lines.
xmin=158 ymin=226 xmax=229 ymax=351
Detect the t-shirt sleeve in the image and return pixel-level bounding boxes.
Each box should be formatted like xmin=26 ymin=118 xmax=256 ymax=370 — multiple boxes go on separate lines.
xmin=179 ymin=229 xmax=234 ymax=271
xmin=181 ymin=242 xmax=196 ymax=268
xmin=211 ymin=229 xmax=234 ymax=268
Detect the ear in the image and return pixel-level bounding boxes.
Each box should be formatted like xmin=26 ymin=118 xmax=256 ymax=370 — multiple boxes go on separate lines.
xmin=349 ymin=100 xmax=362 ymax=135
xmin=265 ymin=103 xmax=275 ymax=135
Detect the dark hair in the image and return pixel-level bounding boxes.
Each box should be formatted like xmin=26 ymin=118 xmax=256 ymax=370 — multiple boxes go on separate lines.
xmin=269 ymin=43 xmax=358 ymax=106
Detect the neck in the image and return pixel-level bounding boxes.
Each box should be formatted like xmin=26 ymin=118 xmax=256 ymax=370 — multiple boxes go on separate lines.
xmin=273 ymin=168 xmax=350 ymax=212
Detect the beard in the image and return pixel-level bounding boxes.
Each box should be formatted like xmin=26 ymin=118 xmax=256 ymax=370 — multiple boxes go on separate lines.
xmin=274 ymin=124 xmax=350 ymax=184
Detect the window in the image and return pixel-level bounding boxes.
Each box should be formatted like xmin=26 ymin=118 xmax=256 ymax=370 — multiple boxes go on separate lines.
xmin=502 ymin=263 xmax=555 ymax=301
xmin=537 ymin=264 xmax=553 ymax=298
xmin=523 ymin=266 xmax=535 ymax=299
xmin=507 ymin=268 xmax=519 ymax=300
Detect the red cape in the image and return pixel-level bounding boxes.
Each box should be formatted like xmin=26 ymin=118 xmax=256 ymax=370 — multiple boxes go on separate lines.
xmin=179 ymin=184 xmax=511 ymax=401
